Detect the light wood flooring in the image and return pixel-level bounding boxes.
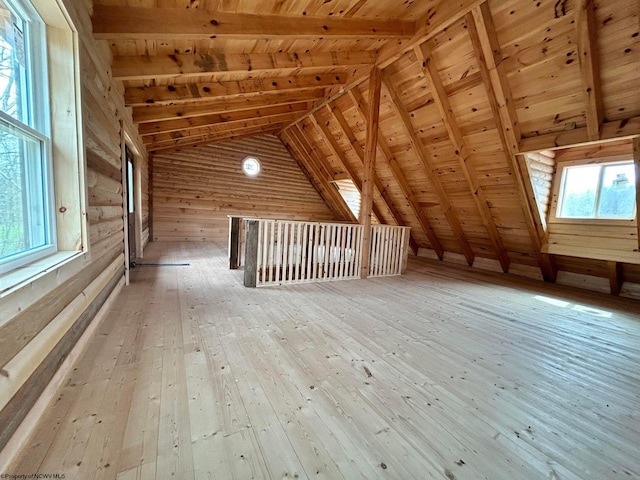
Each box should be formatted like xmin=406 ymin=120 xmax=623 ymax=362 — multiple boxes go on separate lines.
xmin=10 ymin=242 xmax=640 ymax=479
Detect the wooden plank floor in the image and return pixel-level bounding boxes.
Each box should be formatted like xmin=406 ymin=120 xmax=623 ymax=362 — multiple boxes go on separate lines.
xmin=9 ymin=242 xmax=640 ymax=479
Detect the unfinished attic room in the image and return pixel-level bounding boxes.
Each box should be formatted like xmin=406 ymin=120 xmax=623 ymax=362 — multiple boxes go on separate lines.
xmin=2 ymin=0 xmax=640 ymax=478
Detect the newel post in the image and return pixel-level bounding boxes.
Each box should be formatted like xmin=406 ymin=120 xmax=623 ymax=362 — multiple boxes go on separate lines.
xmin=243 ymin=220 xmax=259 ymax=287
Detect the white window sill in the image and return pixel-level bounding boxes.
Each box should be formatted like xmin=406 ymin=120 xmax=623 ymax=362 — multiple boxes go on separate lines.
xmin=0 ymin=251 xmax=85 ymax=298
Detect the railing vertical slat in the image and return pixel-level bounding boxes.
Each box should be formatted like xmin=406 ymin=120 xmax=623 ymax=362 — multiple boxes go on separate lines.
xmin=282 ymin=222 xmax=290 ymax=283
xmin=340 ymin=226 xmax=345 ymax=278
xmin=390 ymin=227 xmax=399 ymax=275
xmin=382 ymin=227 xmax=391 ymax=276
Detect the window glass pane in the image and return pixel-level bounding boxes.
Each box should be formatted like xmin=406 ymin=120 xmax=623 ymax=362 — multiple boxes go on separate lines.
xmin=0 ymin=0 xmax=28 ymax=124
xmin=0 ymin=122 xmax=47 ymax=259
xmin=597 ymin=163 xmax=636 ymax=218
xmin=242 ymin=156 xmax=260 ymax=176
xmin=127 ymin=161 xmax=134 ymax=213
xmin=559 ymin=165 xmax=600 ymax=218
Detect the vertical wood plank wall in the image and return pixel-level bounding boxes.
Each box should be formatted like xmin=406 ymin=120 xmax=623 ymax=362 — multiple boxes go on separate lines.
xmin=0 ymin=0 xmax=147 ymax=454
xmin=151 ymin=135 xmax=336 ymax=243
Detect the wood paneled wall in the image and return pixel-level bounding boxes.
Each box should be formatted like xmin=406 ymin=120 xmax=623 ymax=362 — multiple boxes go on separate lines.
xmin=0 ymin=0 xmax=147 ymax=456
xmin=151 ymin=135 xmax=335 ymax=243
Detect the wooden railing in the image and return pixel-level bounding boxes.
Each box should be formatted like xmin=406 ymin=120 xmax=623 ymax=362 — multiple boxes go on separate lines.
xmin=368 ymin=224 xmax=411 ymax=278
xmin=236 ymin=218 xmax=410 ymax=287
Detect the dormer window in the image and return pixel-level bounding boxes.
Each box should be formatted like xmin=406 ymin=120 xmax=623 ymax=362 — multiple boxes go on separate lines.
xmin=556 ymin=161 xmax=636 ymax=220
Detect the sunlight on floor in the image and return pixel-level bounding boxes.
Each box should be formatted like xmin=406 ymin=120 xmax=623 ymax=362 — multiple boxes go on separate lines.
xmin=534 ymin=295 xmax=613 ymax=318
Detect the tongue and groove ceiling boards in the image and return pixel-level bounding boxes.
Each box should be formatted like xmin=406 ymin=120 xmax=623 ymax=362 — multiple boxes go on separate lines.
xmin=92 ymin=0 xmax=640 ymax=275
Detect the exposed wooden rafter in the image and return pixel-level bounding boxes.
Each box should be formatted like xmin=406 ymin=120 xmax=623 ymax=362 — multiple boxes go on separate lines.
xmin=344 ymin=84 xmax=444 ymax=260
xmin=112 ymin=51 xmax=377 ymax=81
xmin=132 ymin=90 xmax=325 ymax=124
xmin=323 ymin=102 xmax=420 ymax=255
xmin=575 ymin=0 xmax=603 ymax=141
xmin=282 ymin=0 xmax=485 ymax=131
xmin=149 ymin=125 xmax=282 ymax=153
xmin=381 ymin=71 xmax=470 ymax=264
xmin=308 ymin=114 xmax=384 ymax=221
xmin=92 ymin=6 xmax=416 ymax=40
xmin=282 ymin=126 xmax=356 ymax=222
xmin=415 ymin=41 xmax=509 ymax=272
xmin=519 ymin=118 xmax=640 ymax=154
xmin=142 ymin=112 xmax=300 ymax=146
xmin=125 ymin=74 xmax=347 ymax=106
xmin=280 ymin=130 xmax=349 ymax=221
xmin=467 ymin=5 xmax=557 ymax=282
xmin=139 ymin=103 xmax=309 ymax=136
xmin=470 ymin=2 xmax=521 ymax=154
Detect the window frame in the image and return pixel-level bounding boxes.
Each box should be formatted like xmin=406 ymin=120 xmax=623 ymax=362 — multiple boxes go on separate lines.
xmin=550 ymin=155 xmax=638 ymax=225
xmin=242 ymin=156 xmax=261 ymax=177
xmin=0 ymin=0 xmax=88 ymax=293
xmin=0 ymin=0 xmax=57 ymax=274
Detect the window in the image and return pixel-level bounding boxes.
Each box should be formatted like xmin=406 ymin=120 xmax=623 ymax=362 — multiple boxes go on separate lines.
xmin=0 ymin=0 xmax=54 ymax=274
xmin=242 ymin=156 xmax=260 ymax=176
xmin=556 ymin=161 xmax=636 ymax=220
xmin=333 ymin=179 xmax=361 ymax=219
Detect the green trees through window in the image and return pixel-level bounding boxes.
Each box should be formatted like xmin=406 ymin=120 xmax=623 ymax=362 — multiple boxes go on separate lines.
xmin=558 ymin=163 xmax=636 ymax=219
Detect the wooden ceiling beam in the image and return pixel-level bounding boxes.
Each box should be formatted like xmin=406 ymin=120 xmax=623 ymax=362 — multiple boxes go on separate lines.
xmin=344 ymin=86 xmax=445 ymax=259
xmin=324 ymin=101 xmax=420 ymax=255
xmin=125 ymin=74 xmax=346 ymax=106
xmin=381 ymin=70 xmax=473 ymax=265
xmin=575 ymin=0 xmax=603 ymax=141
xmin=148 ymin=125 xmax=282 ymax=153
xmin=92 ymin=5 xmax=415 ymax=40
xmin=286 ymin=125 xmax=357 ymax=222
xmin=308 ymin=113 xmax=387 ymax=224
xmin=416 ymin=42 xmax=509 ymax=272
xmin=519 ymin=117 xmax=640 ymax=154
xmin=139 ymin=103 xmax=308 ymax=136
xmin=343 ymin=90 xmax=420 ymax=255
xmin=467 ymin=7 xmax=557 ymax=282
xmin=279 ymin=129 xmax=347 ymax=222
xmin=283 ymin=0 xmax=485 ymax=130
xmin=142 ymin=113 xmax=300 ymax=145
xmin=133 ymin=90 xmax=325 ymax=124
xmin=470 ymin=2 xmax=521 ymax=154
xmin=112 ymin=50 xmax=376 ymax=81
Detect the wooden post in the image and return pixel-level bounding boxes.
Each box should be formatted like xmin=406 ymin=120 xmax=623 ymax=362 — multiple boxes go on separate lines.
xmin=359 ymin=67 xmax=382 ymax=279
xmin=229 ymin=216 xmax=241 ymax=269
xmin=244 ymin=220 xmax=260 ymax=287
xmin=607 ymin=261 xmax=623 ymax=296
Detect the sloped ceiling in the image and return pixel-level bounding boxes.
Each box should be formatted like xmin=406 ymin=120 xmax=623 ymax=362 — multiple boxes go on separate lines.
xmin=91 ymin=0 xmax=640 ymax=277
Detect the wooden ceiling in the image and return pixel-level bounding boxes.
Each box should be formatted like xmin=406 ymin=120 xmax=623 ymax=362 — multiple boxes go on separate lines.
xmin=91 ymin=0 xmax=438 ymax=152
xmin=92 ymin=0 xmax=640 ymax=275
